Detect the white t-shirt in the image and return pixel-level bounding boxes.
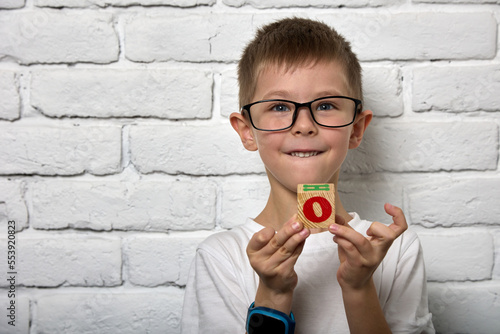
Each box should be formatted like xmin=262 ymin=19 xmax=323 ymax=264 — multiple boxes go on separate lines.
xmin=181 ymin=213 xmax=435 ymax=334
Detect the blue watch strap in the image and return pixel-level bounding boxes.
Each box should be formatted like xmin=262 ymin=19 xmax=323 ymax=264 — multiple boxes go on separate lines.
xmin=246 ymin=302 xmax=296 ymax=334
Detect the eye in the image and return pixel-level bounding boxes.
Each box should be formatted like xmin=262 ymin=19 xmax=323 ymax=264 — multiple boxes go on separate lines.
xmin=271 ymin=103 xmax=291 ymax=112
xmin=316 ymin=102 xmax=336 ymax=111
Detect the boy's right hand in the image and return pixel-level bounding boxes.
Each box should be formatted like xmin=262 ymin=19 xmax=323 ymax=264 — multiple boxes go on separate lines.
xmin=246 ymin=215 xmax=310 ymax=314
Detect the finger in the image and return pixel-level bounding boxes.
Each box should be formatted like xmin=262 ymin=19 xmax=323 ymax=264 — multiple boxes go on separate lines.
xmin=269 ymin=223 xmax=310 ymax=262
xmin=268 ymin=215 xmax=303 ymax=251
xmin=366 ymin=221 xmax=397 ymax=241
xmin=384 ymin=203 xmax=408 ymax=236
xmin=279 ymin=238 xmax=307 ymax=269
xmin=247 ymin=227 xmax=275 ymax=254
xmin=335 ymin=214 xmax=346 ymax=226
xmin=332 ymin=235 xmax=363 ymax=265
xmin=329 ymin=223 xmax=372 ymax=255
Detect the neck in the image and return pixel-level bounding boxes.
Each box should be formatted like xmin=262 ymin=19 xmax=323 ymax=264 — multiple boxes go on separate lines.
xmin=254 ymin=173 xmax=352 ymax=232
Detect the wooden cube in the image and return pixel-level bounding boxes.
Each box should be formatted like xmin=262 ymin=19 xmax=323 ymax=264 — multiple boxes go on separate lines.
xmin=297 ymin=183 xmax=335 ymax=229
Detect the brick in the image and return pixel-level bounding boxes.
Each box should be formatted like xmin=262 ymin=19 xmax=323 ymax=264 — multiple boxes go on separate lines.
xmin=31 ymin=69 xmax=212 ymax=119
xmin=337 ymin=176 xmax=403 ymax=223
xmin=493 ymin=229 xmax=500 ymax=279
xmin=406 ymin=178 xmax=500 ymax=227
xmin=0 ymin=71 xmax=20 ymax=121
xmin=428 ymin=282 xmax=500 ymax=333
xmin=125 ymin=14 xmax=254 ymax=63
xmin=415 ymin=0 xmax=500 ymax=3
xmin=413 ymin=65 xmax=500 ymax=112
xmin=223 ymin=0 xmax=401 ymax=7
xmin=343 ymin=121 xmax=498 ymax=173
xmin=31 ymin=180 xmax=216 ymax=231
xmin=0 ymin=10 xmax=118 ymax=64
xmin=129 ymin=124 xmax=264 ymax=175
xmin=0 ymin=124 xmax=121 ymax=176
xmin=35 ymin=288 xmax=183 ymax=333
xmin=125 ymin=233 xmax=209 ymax=286
xmin=362 ymin=66 xmax=403 ymax=117
xmin=0 ymin=180 xmax=28 ymax=231
xmin=220 ymin=177 xmax=269 ymax=229
xmin=220 ymin=68 xmax=239 ymax=117
xmin=35 ymin=0 xmax=214 ymax=6
xmin=17 ymin=235 xmax=121 ymax=287
xmin=418 ymin=229 xmax=493 ymax=281
xmin=320 ymin=12 xmax=497 ymax=61
xmin=0 ymin=0 xmax=24 ymax=8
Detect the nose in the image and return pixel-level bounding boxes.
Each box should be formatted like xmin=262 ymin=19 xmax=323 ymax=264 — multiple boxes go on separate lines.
xmin=291 ymin=106 xmax=318 ymax=135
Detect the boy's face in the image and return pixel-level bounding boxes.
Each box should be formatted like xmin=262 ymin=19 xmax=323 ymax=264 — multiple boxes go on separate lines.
xmin=231 ymin=60 xmax=372 ymax=193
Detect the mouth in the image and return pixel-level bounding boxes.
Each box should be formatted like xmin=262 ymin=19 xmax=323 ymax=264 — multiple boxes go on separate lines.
xmin=289 ymin=151 xmax=321 ymax=158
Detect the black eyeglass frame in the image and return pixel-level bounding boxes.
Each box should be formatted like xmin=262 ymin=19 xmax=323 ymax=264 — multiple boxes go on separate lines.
xmin=241 ymin=95 xmax=363 ymax=132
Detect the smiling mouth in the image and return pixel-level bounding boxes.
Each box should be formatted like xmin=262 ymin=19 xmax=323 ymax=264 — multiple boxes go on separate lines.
xmin=289 ymin=151 xmax=320 ymax=158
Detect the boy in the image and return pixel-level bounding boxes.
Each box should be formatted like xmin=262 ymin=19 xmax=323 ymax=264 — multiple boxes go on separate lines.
xmin=182 ymin=17 xmax=434 ymax=333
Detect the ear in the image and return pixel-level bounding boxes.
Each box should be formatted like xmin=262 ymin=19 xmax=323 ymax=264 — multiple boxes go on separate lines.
xmin=230 ymin=112 xmax=258 ymax=151
xmin=349 ymin=109 xmax=372 ymax=149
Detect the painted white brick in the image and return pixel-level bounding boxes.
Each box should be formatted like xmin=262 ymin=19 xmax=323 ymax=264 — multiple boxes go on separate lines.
xmin=0 ymin=71 xmax=19 ymax=121
xmin=0 ymin=292 xmax=29 ymax=333
xmin=223 ymin=0 xmax=401 ymax=6
xmin=125 ymin=233 xmax=208 ymax=286
xmin=125 ymin=14 xmax=254 ymax=63
xmin=406 ymin=178 xmax=500 ymax=227
xmin=320 ymin=12 xmax=497 ymax=61
xmin=428 ymin=282 xmax=500 ymax=333
xmin=35 ymin=288 xmax=183 ymax=333
xmin=0 ymin=10 xmax=118 ymax=64
xmin=220 ymin=68 xmax=239 ymax=117
xmin=418 ymin=229 xmax=493 ymax=281
xmin=343 ymin=121 xmax=498 ymax=173
xmin=221 ymin=177 xmax=269 ymax=229
xmin=0 ymin=0 xmax=24 ymax=9
xmin=492 ymin=229 xmax=500 ymax=279
xmin=0 ymin=180 xmax=28 ymax=231
xmin=31 ymin=179 xmax=217 ymax=231
xmin=413 ymin=65 xmax=500 ymax=112
xmin=338 ymin=176 xmax=403 ymax=223
xmin=362 ymin=66 xmax=403 ymax=117
xmin=31 ymin=69 xmax=212 ymax=119
xmin=35 ymin=0 xmax=214 ymax=6
xmin=0 ymin=124 xmax=121 ymax=175
xmin=415 ymin=0 xmax=500 ymax=3
xmin=18 ymin=235 xmax=121 ymax=287
xmin=129 ymin=124 xmax=264 ymax=175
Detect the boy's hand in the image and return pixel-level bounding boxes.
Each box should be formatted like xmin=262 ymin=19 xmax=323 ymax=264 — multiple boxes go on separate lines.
xmin=247 ymin=215 xmax=310 ymax=313
xmin=329 ymin=203 xmax=408 ymax=291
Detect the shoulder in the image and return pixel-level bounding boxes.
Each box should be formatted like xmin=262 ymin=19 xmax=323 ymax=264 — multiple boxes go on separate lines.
xmin=195 ymin=219 xmax=262 ymax=264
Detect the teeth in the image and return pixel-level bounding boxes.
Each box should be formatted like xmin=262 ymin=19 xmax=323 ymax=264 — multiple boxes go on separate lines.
xmin=290 ymin=151 xmax=319 ymax=158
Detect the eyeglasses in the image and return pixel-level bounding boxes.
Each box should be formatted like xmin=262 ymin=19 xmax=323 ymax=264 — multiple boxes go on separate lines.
xmin=241 ymin=96 xmax=362 ymax=132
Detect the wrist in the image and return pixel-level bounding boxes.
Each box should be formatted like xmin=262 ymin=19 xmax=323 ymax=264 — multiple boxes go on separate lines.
xmin=255 ymin=282 xmax=294 ymax=314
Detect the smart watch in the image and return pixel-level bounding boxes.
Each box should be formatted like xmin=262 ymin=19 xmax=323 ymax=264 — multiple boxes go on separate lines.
xmin=246 ymin=302 xmax=295 ymax=334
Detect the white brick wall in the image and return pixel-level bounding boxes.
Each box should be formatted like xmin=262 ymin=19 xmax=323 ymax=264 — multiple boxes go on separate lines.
xmin=0 ymin=1 xmax=498 ymax=333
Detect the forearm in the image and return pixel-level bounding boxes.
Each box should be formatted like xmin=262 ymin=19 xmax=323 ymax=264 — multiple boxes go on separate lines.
xmin=341 ymin=279 xmax=392 ymax=334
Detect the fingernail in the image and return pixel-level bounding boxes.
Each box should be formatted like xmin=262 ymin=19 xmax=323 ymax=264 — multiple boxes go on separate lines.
xmin=292 ymin=221 xmax=300 ymax=230
xmin=329 ymin=224 xmax=339 ymax=232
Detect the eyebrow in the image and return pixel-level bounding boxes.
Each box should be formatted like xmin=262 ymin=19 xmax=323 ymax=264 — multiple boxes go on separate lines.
xmin=260 ymin=90 xmax=347 ymax=101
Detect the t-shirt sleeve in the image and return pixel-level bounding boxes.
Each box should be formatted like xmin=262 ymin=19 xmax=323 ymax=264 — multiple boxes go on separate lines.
xmin=181 ymin=242 xmax=249 ymax=334
xmin=382 ymin=230 xmax=435 ymax=334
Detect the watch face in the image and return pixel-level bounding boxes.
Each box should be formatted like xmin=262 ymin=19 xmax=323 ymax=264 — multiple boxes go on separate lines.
xmin=248 ymin=313 xmax=286 ymax=333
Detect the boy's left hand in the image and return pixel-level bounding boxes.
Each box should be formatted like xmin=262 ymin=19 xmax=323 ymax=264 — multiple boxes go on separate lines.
xmin=329 ymin=203 xmax=408 ymax=291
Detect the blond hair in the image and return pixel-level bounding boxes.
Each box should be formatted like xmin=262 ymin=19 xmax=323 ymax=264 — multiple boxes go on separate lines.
xmin=238 ymin=17 xmax=362 ymax=108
